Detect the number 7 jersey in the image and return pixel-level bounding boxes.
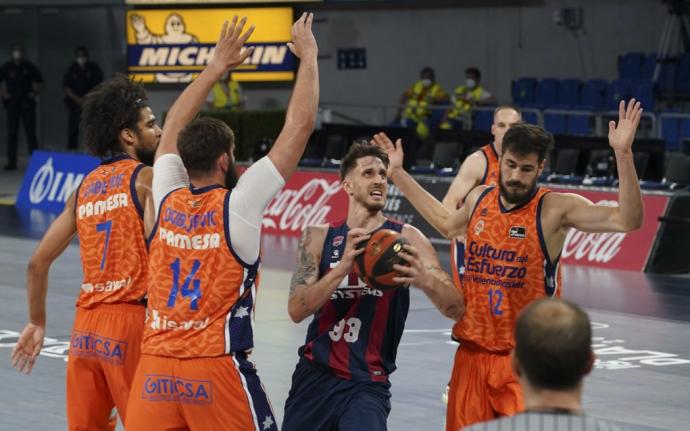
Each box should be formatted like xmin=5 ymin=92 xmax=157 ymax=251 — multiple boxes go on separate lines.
xmin=143 ymin=184 xmax=259 ymax=358
xmin=75 ymin=155 xmax=148 ymax=308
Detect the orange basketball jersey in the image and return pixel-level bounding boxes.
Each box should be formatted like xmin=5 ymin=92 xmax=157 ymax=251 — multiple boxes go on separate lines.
xmin=479 ymin=143 xmax=500 ymax=187
xmin=143 ymin=185 xmax=259 ymax=358
xmin=453 ymin=186 xmax=562 ymax=352
xmin=75 ymin=155 xmax=148 ymax=308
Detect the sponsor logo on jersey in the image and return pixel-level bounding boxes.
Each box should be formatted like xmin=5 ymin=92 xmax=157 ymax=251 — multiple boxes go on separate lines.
xmin=141 ymin=375 xmax=213 ymax=404
xmin=81 ymin=276 xmax=132 ymax=294
xmin=147 ymin=309 xmax=210 ymax=331
xmin=509 ymin=226 xmax=526 ymax=239
xmin=70 ymin=331 xmax=127 ymax=364
xmin=474 ymin=219 xmax=485 ymax=236
xmin=332 ymin=235 xmax=344 ymax=247
xmin=479 ymin=208 xmax=488 ymax=216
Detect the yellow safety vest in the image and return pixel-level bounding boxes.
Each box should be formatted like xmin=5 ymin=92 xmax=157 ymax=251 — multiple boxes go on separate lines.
xmin=402 ymin=81 xmax=446 ymax=121
xmin=211 ymin=80 xmax=242 ymax=109
xmin=447 ymin=85 xmax=486 ymax=119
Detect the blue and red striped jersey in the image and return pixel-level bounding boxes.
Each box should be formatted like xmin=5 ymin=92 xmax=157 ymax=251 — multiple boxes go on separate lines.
xmin=299 ymin=219 xmax=409 ymax=382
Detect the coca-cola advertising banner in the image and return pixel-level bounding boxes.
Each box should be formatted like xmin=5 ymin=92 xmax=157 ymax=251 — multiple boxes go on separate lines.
xmin=257 ymin=169 xmax=669 ymax=272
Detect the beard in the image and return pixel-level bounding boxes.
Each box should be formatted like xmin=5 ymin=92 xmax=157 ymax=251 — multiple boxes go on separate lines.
xmin=224 ymin=162 xmax=239 ymax=189
xmin=134 ymin=145 xmax=156 ymax=167
xmin=499 ymin=176 xmax=537 ymax=206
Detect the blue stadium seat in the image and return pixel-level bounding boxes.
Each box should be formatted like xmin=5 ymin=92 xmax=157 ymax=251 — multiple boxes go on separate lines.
xmin=604 ymin=79 xmax=632 ymax=110
xmin=581 ymin=79 xmax=607 ymax=110
xmin=521 ymin=110 xmax=539 ymax=125
xmin=618 ymin=52 xmax=644 ymax=80
xmin=661 ymin=116 xmax=681 ymax=151
xmin=630 ymin=80 xmax=655 ymax=111
xmin=557 ymin=79 xmax=582 ymax=107
xmin=472 ymin=110 xmax=494 ymax=131
xmin=641 ymin=53 xmax=657 ymax=80
xmin=566 ymin=113 xmax=592 ymax=136
xmin=512 ymin=77 xmax=538 ymax=105
xmin=676 ymin=53 xmax=690 ymax=92
xmin=544 ymin=112 xmax=566 ymax=134
xmin=521 ymin=102 xmax=547 ymax=110
xmin=680 ymin=118 xmax=690 ymax=146
xmin=657 ymin=60 xmax=677 ymax=93
xmin=535 ymin=79 xmax=559 ymax=107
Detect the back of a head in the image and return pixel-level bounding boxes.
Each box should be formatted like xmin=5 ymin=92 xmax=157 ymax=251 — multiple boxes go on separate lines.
xmin=178 ymin=116 xmax=235 ymax=177
xmin=339 ymin=142 xmax=390 ymax=180
xmin=502 ymin=123 xmax=554 ymax=163
xmin=81 ymin=74 xmax=148 ymax=159
xmin=515 ymin=298 xmax=592 ymax=391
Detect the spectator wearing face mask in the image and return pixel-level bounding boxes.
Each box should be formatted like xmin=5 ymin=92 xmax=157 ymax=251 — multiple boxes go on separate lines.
xmin=63 ymin=46 xmax=103 ymax=150
xmin=398 ymin=66 xmax=449 ymax=140
xmin=441 ymin=67 xmax=496 ymax=130
xmin=0 ymin=42 xmax=43 ymax=170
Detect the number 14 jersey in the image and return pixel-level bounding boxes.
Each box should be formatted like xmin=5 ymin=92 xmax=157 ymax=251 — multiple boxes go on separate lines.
xmin=143 ymin=184 xmax=259 ymax=358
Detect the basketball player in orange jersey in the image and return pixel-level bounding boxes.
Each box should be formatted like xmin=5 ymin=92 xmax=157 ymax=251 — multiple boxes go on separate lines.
xmin=124 ymin=14 xmax=318 ymax=431
xmin=442 ymin=105 xmax=522 ymax=314
xmin=373 ymin=98 xmax=644 ymax=430
xmin=282 ymin=142 xmax=465 ymax=431
xmin=11 ymin=75 xmax=161 ymax=429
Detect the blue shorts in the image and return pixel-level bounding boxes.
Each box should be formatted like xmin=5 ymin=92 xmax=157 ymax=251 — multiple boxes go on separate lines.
xmin=282 ymin=358 xmax=392 ymax=431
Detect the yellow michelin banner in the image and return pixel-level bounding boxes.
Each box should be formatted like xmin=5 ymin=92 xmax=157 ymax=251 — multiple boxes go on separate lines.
xmin=126 ymin=8 xmax=294 ymax=83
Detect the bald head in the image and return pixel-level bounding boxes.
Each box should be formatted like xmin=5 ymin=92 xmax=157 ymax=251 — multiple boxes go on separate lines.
xmin=515 ymin=298 xmax=593 ymax=390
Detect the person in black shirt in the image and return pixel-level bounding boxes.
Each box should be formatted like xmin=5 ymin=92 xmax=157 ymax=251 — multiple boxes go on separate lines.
xmin=63 ymin=46 xmax=102 ymax=150
xmin=0 ymin=43 xmax=43 ymax=170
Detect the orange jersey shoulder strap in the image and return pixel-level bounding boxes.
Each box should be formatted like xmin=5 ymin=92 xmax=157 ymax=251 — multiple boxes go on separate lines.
xmin=479 ymin=143 xmax=500 ymax=187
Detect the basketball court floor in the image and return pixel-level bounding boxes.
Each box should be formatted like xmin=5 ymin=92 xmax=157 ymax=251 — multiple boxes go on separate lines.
xmin=0 ymin=204 xmax=689 ymax=430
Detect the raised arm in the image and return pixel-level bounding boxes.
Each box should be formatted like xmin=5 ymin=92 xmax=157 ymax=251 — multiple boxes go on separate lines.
xmin=372 ymin=132 xmax=470 ymax=239
xmin=12 ymin=192 xmax=78 ymax=374
xmin=266 ymin=13 xmax=319 ymax=180
xmin=288 ymin=227 xmax=369 ymax=323
xmin=560 ymin=99 xmax=644 ymax=232
xmin=441 ymin=150 xmax=486 ymax=210
xmin=155 ymin=16 xmax=255 ymax=161
xmin=395 ymin=225 xmax=465 ymax=321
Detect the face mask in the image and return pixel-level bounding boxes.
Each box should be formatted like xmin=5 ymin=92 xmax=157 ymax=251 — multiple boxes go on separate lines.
xmin=421 ymin=78 xmax=432 ymax=88
xmin=76 ymin=57 xmax=87 ymax=67
xmin=12 ymin=50 xmax=22 ymax=61
xmin=466 ymin=79 xmax=477 ymax=89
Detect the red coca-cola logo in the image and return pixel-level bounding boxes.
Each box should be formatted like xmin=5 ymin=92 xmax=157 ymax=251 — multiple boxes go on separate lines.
xmin=262 ymin=177 xmax=344 ymax=233
xmin=561 ymin=200 xmax=625 ymax=263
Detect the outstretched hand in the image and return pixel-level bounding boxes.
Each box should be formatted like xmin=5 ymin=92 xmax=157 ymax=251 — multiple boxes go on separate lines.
xmin=608 ymin=98 xmax=643 ymax=154
xmin=371 ymin=132 xmax=404 ymax=177
xmin=287 ymin=13 xmax=317 ymax=59
xmin=11 ymin=322 xmax=45 ymax=375
xmin=209 ymin=16 xmax=255 ymax=74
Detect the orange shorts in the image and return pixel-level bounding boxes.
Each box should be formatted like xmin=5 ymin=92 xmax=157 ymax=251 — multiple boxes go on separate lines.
xmin=446 ymin=342 xmax=523 ymax=431
xmin=66 ymin=302 xmax=145 ymax=430
xmin=125 ymin=353 xmax=277 ymax=431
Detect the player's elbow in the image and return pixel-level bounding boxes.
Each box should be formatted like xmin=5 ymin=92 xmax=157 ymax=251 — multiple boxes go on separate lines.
xmin=287 ymin=300 xmax=306 ymax=324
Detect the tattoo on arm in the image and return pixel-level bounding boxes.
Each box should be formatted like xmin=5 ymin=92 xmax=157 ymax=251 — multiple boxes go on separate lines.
xmin=290 ymin=228 xmax=317 ymax=297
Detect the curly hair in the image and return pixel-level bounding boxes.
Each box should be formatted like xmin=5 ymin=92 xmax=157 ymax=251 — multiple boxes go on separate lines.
xmin=80 ymin=74 xmax=148 ymax=158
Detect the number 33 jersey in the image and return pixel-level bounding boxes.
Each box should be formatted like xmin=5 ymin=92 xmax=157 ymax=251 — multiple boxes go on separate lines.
xmin=455 ymin=186 xmax=562 ymax=352
xmin=75 ymin=155 xmax=148 ymax=309
xmin=143 ymin=184 xmax=259 ymax=358
xmin=299 ymin=219 xmax=408 ymax=383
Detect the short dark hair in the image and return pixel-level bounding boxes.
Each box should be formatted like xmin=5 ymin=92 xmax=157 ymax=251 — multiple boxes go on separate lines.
xmin=75 ymin=46 xmax=89 ymax=57
xmin=178 ymin=116 xmax=235 ymax=176
xmin=80 ymin=74 xmax=148 ymax=159
xmin=494 ymin=105 xmax=522 ymax=120
xmin=420 ymin=66 xmax=435 ymax=80
xmin=502 ymin=123 xmax=554 ymax=163
xmin=465 ymin=67 xmax=481 ymax=81
xmin=515 ymin=298 xmax=592 ymax=390
xmin=339 ymin=142 xmax=390 ymax=180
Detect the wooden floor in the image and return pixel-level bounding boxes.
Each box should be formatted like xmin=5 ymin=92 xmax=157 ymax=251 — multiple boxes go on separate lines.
xmin=0 ymin=205 xmax=689 ymax=430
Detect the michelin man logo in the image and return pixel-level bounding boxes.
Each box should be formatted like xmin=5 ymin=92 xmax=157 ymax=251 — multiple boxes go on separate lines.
xmin=130 ymin=13 xmax=199 ymax=83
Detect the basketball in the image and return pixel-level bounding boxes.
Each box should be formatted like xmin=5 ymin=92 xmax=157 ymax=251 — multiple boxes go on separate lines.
xmin=354 ymin=229 xmax=410 ymax=289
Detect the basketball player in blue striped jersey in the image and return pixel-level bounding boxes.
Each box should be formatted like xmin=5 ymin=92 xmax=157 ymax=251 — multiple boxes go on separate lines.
xmin=282 ymin=142 xmax=465 ymax=430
